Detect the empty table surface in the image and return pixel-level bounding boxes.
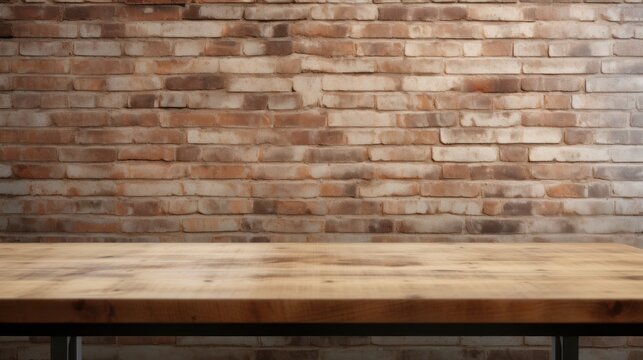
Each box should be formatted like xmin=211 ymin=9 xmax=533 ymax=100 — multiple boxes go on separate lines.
xmin=0 ymin=242 xmax=641 ymax=324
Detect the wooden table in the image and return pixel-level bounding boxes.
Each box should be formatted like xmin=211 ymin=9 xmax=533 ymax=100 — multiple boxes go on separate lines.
xmin=0 ymin=243 xmax=642 ymax=360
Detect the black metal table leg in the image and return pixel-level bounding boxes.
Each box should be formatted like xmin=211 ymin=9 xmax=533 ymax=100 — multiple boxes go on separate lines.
xmin=51 ymin=336 xmax=82 ymax=360
xmin=69 ymin=336 xmax=82 ymax=360
xmin=552 ymin=336 xmax=579 ymax=360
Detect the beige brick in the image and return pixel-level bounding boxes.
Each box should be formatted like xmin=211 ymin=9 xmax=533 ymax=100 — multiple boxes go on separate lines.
xmin=483 ymin=23 xmax=535 ymax=38
xmin=602 ymin=59 xmax=643 ymax=74
xmin=514 ymin=41 xmax=548 ymax=57
xmin=468 ymin=6 xmax=528 ymax=21
xmin=398 ymin=216 xmax=464 ymax=233
xmin=322 ymin=75 xmax=397 ymax=91
xmin=369 ymin=146 xmax=430 ymax=161
xmin=188 ymin=93 xmax=244 ymax=109
xmin=302 ymin=57 xmax=375 ymax=73
xmin=523 ymin=59 xmax=600 ymax=74
xmin=461 ymin=112 xmax=521 ymax=127
xmin=74 ymin=41 xmax=121 ymax=56
xmin=323 ymin=93 xmax=375 ymax=109
xmin=161 ymin=22 xmax=224 ymax=38
xmin=220 ymin=58 xmax=279 ymax=74
xmin=405 ymin=41 xmax=462 ymax=57
xmin=536 ymin=23 xmax=610 ymax=39
xmin=586 ymin=76 xmax=643 ymax=92
xmin=0 ymin=164 xmax=11 ymax=178
xmin=529 ymin=146 xmax=610 ymax=162
xmin=440 ymin=128 xmax=563 ymax=144
xmin=446 ymin=59 xmax=521 ymax=74
xmin=548 ymin=41 xmax=612 ymax=57
xmin=293 ymin=75 xmax=322 ymax=107
xmin=184 ymin=5 xmax=243 ymax=20
xmin=328 ymin=111 xmax=396 ymax=127
xmin=228 ymin=77 xmax=292 ymax=92
xmin=432 ymin=146 xmax=498 ymax=162
xmin=613 ymin=182 xmax=643 ymax=197
xmin=610 ymin=146 xmax=643 ymax=162
xmin=572 ymin=95 xmax=636 ymax=109
xmin=359 ymin=181 xmax=418 ymax=197
xmin=311 ymin=5 xmax=377 ymax=20
xmin=401 ymin=76 xmax=461 ymax=91
xmin=187 ymin=129 xmax=254 ymax=144
xmin=105 ymin=76 xmax=161 ymax=91
xmin=244 ymin=6 xmax=310 ymax=20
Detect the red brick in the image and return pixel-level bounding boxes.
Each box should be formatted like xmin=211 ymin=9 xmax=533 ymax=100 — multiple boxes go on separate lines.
xmin=128 ymin=94 xmax=157 ymax=109
xmin=118 ymin=146 xmax=175 ymax=161
xmin=274 ymin=112 xmax=326 ymax=128
xmin=14 ymin=76 xmax=72 ymax=91
xmin=71 ymin=59 xmax=134 ymax=75
xmin=118 ymin=6 xmax=182 ymax=21
xmin=0 ymin=147 xmax=58 ymax=162
xmin=9 ymin=5 xmax=60 ymax=20
xmin=165 ymin=75 xmax=224 ymax=90
xmin=50 ymin=112 xmax=110 ymax=127
xmin=63 ymin=6 xmax=116 ymax=20
xmin=12 ymin=59 xmax=68 ymax=74
xmin=12 ymin=164 xmax=65 ymax=179
xmin=59 ymin=148 xmax=117 ymax=162
xmin=325 ymin=218 xmax=393 ymax=233
xmin=205 ymin=40 xmax=242 ymax=56
xmin=189 ymin=165 xmax=247 ymax=179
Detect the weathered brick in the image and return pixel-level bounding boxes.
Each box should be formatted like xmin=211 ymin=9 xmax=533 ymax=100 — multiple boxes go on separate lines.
xmin=312 ymin=5 xmax=377 ymax=20
xmin=602 ymin=59 xmax=643 ymax=74
xmin=166 ymin=75 xmax=224 ymax=91
xmin=441 ymin=128 xmax=562 ymax=144
xmin=433 ymin=146 xmax=498 ymax=162
xmin=523 ymin=59 xmax=600 ymax=74
xmin=322 ymin=75 xmax=397 ymax=92
xmin=325 ymin=218 xmax=393 ymax=233
xmin=586 ymin=77 xmax=643 ymax=92
xmin=405 ymin=41 xmax=461 ymax=57
xmin=530 ymin=146 xmax=610 ymax=162
xmin=402 ymin=76 xmax=461 ymax=92
xmin=244 ymin=6 xmax=309 ymax=21
xmin=522 ymin=77 xmax=583 ymax=92
xmin=572 ymin=95 xmax=636 ymax=109
xmin=399 ymin=216 xmax=464 ymax=233
xmin=184 ymin=5 xmax=243 ymax=20
xmin=106 ymin=76 xmax=162 ymax=91
xmin=549 ymin=41 xmax=612 ymax=57
xmin=228 ymin=78 xmax=292 ymax=93
xmin=63 ymin=5 xmax=115 ymax=21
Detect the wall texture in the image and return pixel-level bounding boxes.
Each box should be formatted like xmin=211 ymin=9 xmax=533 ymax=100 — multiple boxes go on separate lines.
xmin=0 ymin=0 xmax=642 ymax=358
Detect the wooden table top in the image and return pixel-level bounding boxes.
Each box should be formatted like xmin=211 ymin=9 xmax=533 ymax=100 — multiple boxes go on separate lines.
xmin=0 ymin=242 xmax=641 ymax=324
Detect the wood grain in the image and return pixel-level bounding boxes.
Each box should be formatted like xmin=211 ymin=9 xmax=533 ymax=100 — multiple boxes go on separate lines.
xmin=0 ymin=243 xmax=641 ymax=324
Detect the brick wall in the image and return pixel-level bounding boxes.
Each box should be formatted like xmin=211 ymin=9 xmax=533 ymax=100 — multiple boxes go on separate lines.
xmin=0 ymin=0 xmax=642 ymax=358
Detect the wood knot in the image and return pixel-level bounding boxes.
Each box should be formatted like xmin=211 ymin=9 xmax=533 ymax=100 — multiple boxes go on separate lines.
xmin=606 ymin=301 xmax=624 ymax=318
